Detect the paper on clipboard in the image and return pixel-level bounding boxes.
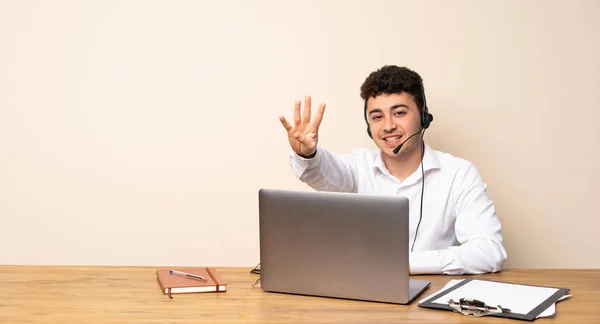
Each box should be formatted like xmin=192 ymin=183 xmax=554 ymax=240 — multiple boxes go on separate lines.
xmin=419 ymin=279 xmax=571 ymax=318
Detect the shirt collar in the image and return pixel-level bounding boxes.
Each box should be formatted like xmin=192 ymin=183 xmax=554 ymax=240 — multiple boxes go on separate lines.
xmin=373 ymin=142 xmax=442 ymax=175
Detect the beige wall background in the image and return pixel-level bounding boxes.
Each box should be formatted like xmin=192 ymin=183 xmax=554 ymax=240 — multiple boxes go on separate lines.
xmin=1 ymin=0 xmax=598 ymax=269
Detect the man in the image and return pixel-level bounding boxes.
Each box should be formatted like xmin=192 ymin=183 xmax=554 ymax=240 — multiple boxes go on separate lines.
xmin=278 ymin=65 xmax=507 ymax=275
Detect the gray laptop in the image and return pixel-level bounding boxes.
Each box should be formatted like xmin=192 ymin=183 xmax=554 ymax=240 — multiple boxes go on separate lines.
xmin=258 ymin=188 xmax=430 ymax=304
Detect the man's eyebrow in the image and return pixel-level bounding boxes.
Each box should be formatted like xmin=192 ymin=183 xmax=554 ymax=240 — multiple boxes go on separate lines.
xmin=390 ymin=104 xmax=409 ymax=110
xmin=368 ymin=108 xmax=382 ymax=115
xmin=368 ymin=104 xmax=409 ymax=115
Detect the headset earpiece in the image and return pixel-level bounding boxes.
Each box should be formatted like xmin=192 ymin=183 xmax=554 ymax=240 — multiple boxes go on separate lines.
xmin=420 ymin=85 xmax=433 ymax=130
xmin=421 ymin=106 xmax=433 ymax=129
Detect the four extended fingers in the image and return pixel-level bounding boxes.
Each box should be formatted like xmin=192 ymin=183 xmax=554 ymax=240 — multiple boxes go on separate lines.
xmin=283 ymin=96 xmax=326 ymax=131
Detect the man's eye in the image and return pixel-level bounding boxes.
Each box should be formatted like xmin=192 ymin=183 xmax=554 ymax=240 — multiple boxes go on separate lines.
xmin=372 ymin=115 xmax=382 ymax=120
xmin=395 ymin=111 xmax=406 ymax=116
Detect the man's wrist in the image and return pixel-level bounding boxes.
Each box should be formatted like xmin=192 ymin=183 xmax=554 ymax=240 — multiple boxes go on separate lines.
xmin=298 ymin=149 xmax=317 ymax=159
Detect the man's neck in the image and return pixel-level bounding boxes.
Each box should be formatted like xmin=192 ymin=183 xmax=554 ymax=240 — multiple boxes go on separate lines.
xmin=382 ymin=143 xmax=424 ymax=182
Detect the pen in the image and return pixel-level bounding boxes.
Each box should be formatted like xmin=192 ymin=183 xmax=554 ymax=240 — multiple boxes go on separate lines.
xmin=169 ymin=269 xmax=208 ymax=281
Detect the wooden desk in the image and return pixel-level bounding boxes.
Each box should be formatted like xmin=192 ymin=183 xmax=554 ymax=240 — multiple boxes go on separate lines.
xmin=0 ymin=266 xmax=598 ymax=323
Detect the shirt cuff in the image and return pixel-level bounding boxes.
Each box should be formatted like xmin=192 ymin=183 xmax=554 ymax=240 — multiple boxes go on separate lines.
xmin=289 ymin=149 xmax=321 ymax=176
xmin=409 ymin=250 xmax=443 ymax=274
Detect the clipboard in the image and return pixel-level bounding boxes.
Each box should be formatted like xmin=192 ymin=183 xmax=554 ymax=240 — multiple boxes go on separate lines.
xmin=418 ymin=278 xmax=570 ymax=321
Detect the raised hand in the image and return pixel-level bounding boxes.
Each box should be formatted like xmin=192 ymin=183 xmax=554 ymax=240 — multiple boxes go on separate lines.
xmin=279 ymin=96 xmax=326 ymax=157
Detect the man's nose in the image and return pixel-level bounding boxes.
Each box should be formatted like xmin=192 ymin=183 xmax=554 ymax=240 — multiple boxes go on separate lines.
xmin=383 ymin=117 xmax=397 ymax=132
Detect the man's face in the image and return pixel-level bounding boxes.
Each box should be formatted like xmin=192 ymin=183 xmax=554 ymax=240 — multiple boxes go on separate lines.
xmin=366 ymin=92 xmax=422 ymax=157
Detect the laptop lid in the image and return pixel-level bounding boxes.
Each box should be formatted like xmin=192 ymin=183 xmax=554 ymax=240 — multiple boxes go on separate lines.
xmin=258 ymin=188 xmax=430 ymax=304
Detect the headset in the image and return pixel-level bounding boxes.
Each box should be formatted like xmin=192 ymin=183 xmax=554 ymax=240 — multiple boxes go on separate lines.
xmin=362 ymin=83 xmax=433 ymax=252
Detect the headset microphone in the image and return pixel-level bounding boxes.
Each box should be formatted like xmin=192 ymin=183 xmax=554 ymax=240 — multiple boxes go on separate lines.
xmin=392 ymin=130 xmax=423 ymax=154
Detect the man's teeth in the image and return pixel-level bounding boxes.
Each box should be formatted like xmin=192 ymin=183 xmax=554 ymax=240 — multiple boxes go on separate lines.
xmin=384 ymin=136 xmax=401 ymax=141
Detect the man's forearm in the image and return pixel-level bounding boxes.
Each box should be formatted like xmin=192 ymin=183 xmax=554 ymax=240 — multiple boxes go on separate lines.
xmin=410 ymin=238 xmax=507 ymax=275
xmin=289 ymin=147 xmax=357 ymax=193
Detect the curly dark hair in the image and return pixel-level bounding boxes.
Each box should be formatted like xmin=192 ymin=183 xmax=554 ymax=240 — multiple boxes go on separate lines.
xmin=360 ymin=65 xmax=425 ymax=111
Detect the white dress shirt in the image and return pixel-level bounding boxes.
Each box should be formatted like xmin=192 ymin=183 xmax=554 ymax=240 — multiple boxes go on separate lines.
xmin=288 ymin=143 xmax=507 ymax=275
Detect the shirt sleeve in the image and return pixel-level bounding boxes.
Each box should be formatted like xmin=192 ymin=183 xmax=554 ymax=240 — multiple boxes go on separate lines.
xmin=409 ymin=163 xmax=508 ymax=275
xmin=288 ymin=147 xmax=358 ymax=193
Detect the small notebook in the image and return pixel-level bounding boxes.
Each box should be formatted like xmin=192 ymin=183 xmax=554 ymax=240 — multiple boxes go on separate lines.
xmin=156 ymin=267 xmax=227 ymax=298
